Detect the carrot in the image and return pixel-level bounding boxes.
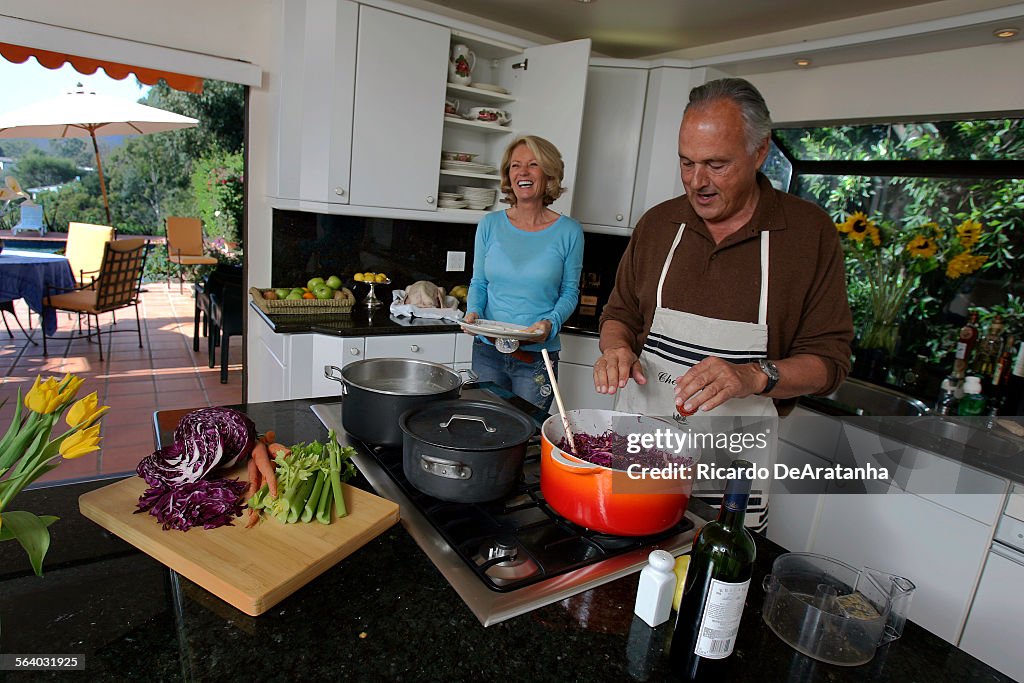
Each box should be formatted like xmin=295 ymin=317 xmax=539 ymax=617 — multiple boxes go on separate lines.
xmin=245 ymin=507 xmax=260 ymax=529
xmin=268 ymin=443 xmax=291 ymax=460
xmin=252 ymin=441 xmax=278 ymax=498
xmin=244 ymin=456 xmax=261 ymax=501
xmin=262 ymin=430 xmax=276 ymax=445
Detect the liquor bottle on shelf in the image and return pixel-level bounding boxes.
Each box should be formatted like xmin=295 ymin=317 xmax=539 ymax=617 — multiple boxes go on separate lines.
xmin=670 ymin=460 xmax=756 ymax=681
xmin=957 ymin=376 xmax=987 ymax=417
xmin=1005 ymin=341 xmax=1024 ymax=415
xmin=972 ymin=315 xmax=1005 ymax=387
xmin=952 ymin=311 xmax=980 ymax=379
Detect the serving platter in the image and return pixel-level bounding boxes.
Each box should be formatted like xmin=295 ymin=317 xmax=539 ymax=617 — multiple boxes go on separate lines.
xmin=459 ymin=319 xmax=546 ymax=341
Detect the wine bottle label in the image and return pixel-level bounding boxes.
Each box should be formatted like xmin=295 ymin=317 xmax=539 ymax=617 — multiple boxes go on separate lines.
xmin=693 ymin=577 xmax=750 ymax=659
xmin=955 ymin=341 xmax=968 ymax=360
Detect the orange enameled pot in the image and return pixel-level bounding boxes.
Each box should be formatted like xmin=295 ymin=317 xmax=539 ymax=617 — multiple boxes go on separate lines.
xmin=540 ymin=409 xmax=699 ymax=536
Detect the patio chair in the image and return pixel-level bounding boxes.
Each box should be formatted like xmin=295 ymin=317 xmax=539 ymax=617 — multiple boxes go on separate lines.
xmin=0 ymin=299 xmax=36 ymax=344
xmin=193 ymin=264 xmax=243 ymax=352
xmin=11 ymin=203 xmax=45 ymax=236
xmin=42 ymin=238 xmax=150 ymax=362
xmin=66 ymin=222 xmax=115 ymax=286
xmin=166 ymin=217 xmax=217 ymax=294
xmin=209 ymin=279 xmax=243 ymax=384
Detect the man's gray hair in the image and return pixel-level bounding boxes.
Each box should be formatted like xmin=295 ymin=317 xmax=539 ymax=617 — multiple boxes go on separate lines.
xmin=686 ymin=78 xmax=772 ymax=153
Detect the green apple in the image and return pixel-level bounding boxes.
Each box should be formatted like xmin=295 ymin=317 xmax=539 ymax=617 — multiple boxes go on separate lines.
xmin=274 ymin=288 xmax=290 ymax=300
xmin=289 ymin=287 xmax=304 ymax=296
xmin=307 ymin=277 xmax=325 ymax=290
xmin=286 ymin=291 xmax=304 ymax=300
xmin=325 ymin=275 xmax=342 ymax=290
xmin=313 ymin=285 xmax=334 ymax=300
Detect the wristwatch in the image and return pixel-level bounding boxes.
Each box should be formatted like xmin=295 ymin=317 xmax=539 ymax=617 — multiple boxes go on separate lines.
xmin=756 ymin=358 xmax=779 ymax=395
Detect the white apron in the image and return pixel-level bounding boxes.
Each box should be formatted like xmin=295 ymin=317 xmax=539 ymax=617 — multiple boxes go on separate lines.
xmin=615 ymin=223 xmax=777 ymax=531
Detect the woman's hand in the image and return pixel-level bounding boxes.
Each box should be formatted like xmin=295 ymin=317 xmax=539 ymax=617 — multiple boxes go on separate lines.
xmin=526 ymin=319 xmax=553 ymax=340
xmin=462 ymin=311 xmax=478 ymax=335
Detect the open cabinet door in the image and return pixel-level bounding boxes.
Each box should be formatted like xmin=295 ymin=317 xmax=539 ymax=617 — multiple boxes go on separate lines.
xmin=506 ymin=39 xmax=591 ymax=215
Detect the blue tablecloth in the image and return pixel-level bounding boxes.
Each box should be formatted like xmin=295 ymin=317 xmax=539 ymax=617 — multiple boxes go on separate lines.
xmin=0 ymin=249 xmax=77 ymax=336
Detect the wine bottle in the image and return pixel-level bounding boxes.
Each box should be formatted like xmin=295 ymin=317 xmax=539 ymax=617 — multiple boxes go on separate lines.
xmin=953 ymin=311 xmax=980 ymax=379
xmin=670 ymin=460 xmax=757 ymax=680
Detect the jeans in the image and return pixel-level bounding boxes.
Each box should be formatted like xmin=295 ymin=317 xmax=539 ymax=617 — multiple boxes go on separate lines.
xmin=472 ymin=339 xmax=557 ymax=412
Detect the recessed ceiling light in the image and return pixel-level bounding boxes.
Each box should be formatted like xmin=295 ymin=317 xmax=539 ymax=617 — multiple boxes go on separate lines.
xmin=993 ymin=27 xmax=1019 ymax=39
xmin=794 ymin=58 xmax=811 ymax=68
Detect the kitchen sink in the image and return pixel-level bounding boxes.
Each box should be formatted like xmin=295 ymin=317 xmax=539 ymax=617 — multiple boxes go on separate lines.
xmin=799 ymin=377 xmax=931 ymax=416
xmin=907 ymin=416 xmax=1024 ymax=458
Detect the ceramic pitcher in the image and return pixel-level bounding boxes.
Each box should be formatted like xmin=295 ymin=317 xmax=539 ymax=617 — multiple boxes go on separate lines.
xmin=448 ymin=44 xmax=476 ymax=85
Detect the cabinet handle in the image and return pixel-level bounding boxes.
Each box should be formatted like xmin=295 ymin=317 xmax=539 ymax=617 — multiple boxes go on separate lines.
xmin=426 ymin=195 xmax=435 ymax=205
xmin=350 ymin=347 xmax=360 ymax=356
xmin=335 ymin=187 xmax=346 ymax=196
xmin=615 ymin=213 xmax=624 ymax=222
xmin=410 ymin=344 xmax=420 ymax=353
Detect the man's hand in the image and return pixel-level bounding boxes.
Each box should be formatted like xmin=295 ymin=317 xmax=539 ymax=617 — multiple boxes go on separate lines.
xmin=594 ymin=346 xmax=646 ymax=395
xmin=673 ymin=357 xmax=767 ymax=413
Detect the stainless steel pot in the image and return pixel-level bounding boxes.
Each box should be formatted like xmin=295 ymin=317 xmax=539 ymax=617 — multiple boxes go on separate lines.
xmin=324 ymin=358 xmax=474 ymax=447
xmin=399 ymin=400 xmax=535 ymax=503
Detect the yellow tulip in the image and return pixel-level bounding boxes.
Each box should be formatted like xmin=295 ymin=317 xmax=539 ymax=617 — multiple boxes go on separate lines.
xmin=65 ymin=391 xmax=110 ymax=429
xmin=56 ymin=374 xmax=85 ymax=404
xmin=59 ymin=424 xmax=102 ymax=459
xmin=24 ymin=376 xmax=63 ymax=414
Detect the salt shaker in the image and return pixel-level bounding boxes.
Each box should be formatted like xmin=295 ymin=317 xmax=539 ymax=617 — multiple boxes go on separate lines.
xmin=634 ymin=549 xmax=677 ymax=627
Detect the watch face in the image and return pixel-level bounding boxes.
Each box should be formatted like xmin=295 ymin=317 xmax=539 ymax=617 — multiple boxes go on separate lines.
xmin=760 ymin=358 xmax=779 ymax=380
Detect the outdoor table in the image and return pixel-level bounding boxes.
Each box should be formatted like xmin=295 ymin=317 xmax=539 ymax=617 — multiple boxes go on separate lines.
xmin=0 ymin=249 xmax=76 ymax=336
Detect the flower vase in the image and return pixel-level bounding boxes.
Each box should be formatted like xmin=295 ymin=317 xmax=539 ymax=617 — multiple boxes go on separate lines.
xmin=853 ymin=320 xmax=900 ymax=383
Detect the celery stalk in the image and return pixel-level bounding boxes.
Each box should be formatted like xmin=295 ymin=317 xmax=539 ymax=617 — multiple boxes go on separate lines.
xmin=301 ymin=471 xmax=326 ymax=523
xmin=315 ymin=475 xmax=333 ymax=524
xmin=328 ymin=441 xmax=347 ymax=518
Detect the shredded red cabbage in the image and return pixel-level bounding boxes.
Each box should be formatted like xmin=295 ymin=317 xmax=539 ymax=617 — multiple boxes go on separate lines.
xmin=135 ymin=478 xmax=248 ymax=531
xmin=137 ymin=407 xmax=256 ymax=488
xmin=558 ymin=430 xmax=689 ymax=471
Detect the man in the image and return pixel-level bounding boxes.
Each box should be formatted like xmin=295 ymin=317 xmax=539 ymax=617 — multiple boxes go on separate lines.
xmin=594 ymin=78 xmax=853 ymax=528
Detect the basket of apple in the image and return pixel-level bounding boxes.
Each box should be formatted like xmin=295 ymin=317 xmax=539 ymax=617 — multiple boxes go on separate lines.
xmin=250 ymin=275 xmax=356 ymax=315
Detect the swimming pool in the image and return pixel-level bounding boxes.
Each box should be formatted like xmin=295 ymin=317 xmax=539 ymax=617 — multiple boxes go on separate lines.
xmin=1 ymin=239 xmax=65 ymax=254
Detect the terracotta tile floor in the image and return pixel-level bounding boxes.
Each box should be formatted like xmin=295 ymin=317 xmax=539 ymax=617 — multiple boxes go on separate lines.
xmin=0 ymin=284 xmax=243 ymax=486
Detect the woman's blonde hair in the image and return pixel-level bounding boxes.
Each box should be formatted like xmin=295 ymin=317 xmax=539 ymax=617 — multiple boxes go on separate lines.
xmin=499 ymin=135 xmax=566 ymax=207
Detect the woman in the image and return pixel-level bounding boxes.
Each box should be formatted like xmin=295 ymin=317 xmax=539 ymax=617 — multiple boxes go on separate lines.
xmin=464 ymin=135 xmax=584 ymax=411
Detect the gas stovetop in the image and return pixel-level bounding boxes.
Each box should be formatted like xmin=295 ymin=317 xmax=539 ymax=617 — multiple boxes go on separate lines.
xmin=311 ymin=389 xmax=702 ymax=626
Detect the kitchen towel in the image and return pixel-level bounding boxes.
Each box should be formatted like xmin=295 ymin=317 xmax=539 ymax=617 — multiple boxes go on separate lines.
xmin=390 ymin=291 xmax=465 ymax=321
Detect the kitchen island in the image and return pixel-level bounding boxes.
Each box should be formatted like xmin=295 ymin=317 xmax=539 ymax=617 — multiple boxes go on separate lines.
xmin=0 ymin=399 xmax=1012 ymax=681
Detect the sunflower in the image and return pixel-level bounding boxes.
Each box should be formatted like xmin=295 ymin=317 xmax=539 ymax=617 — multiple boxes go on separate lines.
xmin=837 ymin=211 xmax=870 ymax=235
xmin=905 ymin=234 xmax=938 ymax=258
xmin=955 ymin=219 xmax=983 ymax=249
xmin=945 ymin=252 xmax=988 ymax=278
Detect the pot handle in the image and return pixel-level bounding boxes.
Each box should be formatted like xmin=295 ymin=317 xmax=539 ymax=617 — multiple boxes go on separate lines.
xmin=324 ymin=365 xmax=348 ymax=396
xmin=457 ymin=367 xmax=479 ymax=386
xmin=419 ymin=453 xmax=472 ymax=480
xmin=440 ymin=414 xmax=496 ymax=432
xmin=548 ymin=447 xmax=601 ymax=475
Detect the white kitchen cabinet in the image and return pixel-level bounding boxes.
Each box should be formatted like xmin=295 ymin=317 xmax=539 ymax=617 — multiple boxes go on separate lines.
xmin=310 ymin=335 xmax=366 ymax=398
xmin=438 ymin=35 xmax=592 ymax=220
xmin=248 ymin=321 xmax=313 ymax=403
xmin=960 ymin=546 xmax=1024 ymax=680
xmin=272 ymin=0 xmax=357 ymax=204
xmin=364 ymin=333 xmax=456 ymax=366
xmin=348 ymin=6 xmax=449 ymax=211
xmin=573 ymin=65 xmax=648 ymax=230
xmin=557 ymin=333 xmax=614 ymax=412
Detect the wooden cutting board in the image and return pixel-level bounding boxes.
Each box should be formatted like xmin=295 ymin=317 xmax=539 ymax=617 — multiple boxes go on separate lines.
xmin=79 ymin=470 xmax=399 ymax=616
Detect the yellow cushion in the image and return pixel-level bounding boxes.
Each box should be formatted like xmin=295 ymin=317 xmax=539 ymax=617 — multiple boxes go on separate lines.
xmin=66 ymin=222 xmax=114 ymax=285
xmin=45 ymin=289 xmax=98 ymax=313
xmin=169 ymin=254 xmax=218 ymax=265
xmin=166 ymin=217 xmax=207 ymax=256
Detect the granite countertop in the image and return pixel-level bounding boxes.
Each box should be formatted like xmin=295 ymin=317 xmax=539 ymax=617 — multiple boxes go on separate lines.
xmin=0 ymin=399 xmax=1011 ymax=681
xmin=252 ymin=301 xmax=602 ymax=337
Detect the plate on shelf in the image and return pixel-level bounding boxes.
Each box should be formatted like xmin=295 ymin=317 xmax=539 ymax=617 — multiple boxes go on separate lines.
xmin=441 ymin=160 xmax=497 ymax=174
xmin=460 ymin=319 xmax=546 ymax=341
xmin=441 ymin=150 xmax=479 ymax=162
xmin=472 ymin=82 xmax=510 ymax=95
xmin=438 ymin=199 xmax=468 ymax=209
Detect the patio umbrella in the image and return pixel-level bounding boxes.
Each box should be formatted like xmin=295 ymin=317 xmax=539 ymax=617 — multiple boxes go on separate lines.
xmin=0 ymin=88 xmax=198 ymax=224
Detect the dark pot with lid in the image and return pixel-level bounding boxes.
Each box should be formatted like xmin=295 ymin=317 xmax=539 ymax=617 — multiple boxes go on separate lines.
xmin=399 ymin=399 xmax=536 ymax=503
xmin=324 ymin=358 xmax=473 ymax=447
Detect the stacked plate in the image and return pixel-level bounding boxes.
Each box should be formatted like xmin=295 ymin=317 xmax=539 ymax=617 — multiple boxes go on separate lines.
xmin=441 ymin=159 xmax=498 ymax=175
xmin=458 ymin=186 xmax=497 ymax=210
xmin=473 ymin=83 xmax=510 ymax=95
xmin=438 ymin=191 xmax=466 ymax=209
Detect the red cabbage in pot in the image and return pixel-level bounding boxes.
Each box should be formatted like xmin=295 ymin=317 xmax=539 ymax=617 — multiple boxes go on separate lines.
xmin=136 ymin=478 xmax=248 ymax=530
xmin=558 ymin=430 xmax=688 ymax=471
xmin=137 ymin=407 xmax=256 ymax=488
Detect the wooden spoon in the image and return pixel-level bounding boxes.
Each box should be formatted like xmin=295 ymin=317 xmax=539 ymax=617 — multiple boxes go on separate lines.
xmin=541 ymin=348 xmax=577 ymax=453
